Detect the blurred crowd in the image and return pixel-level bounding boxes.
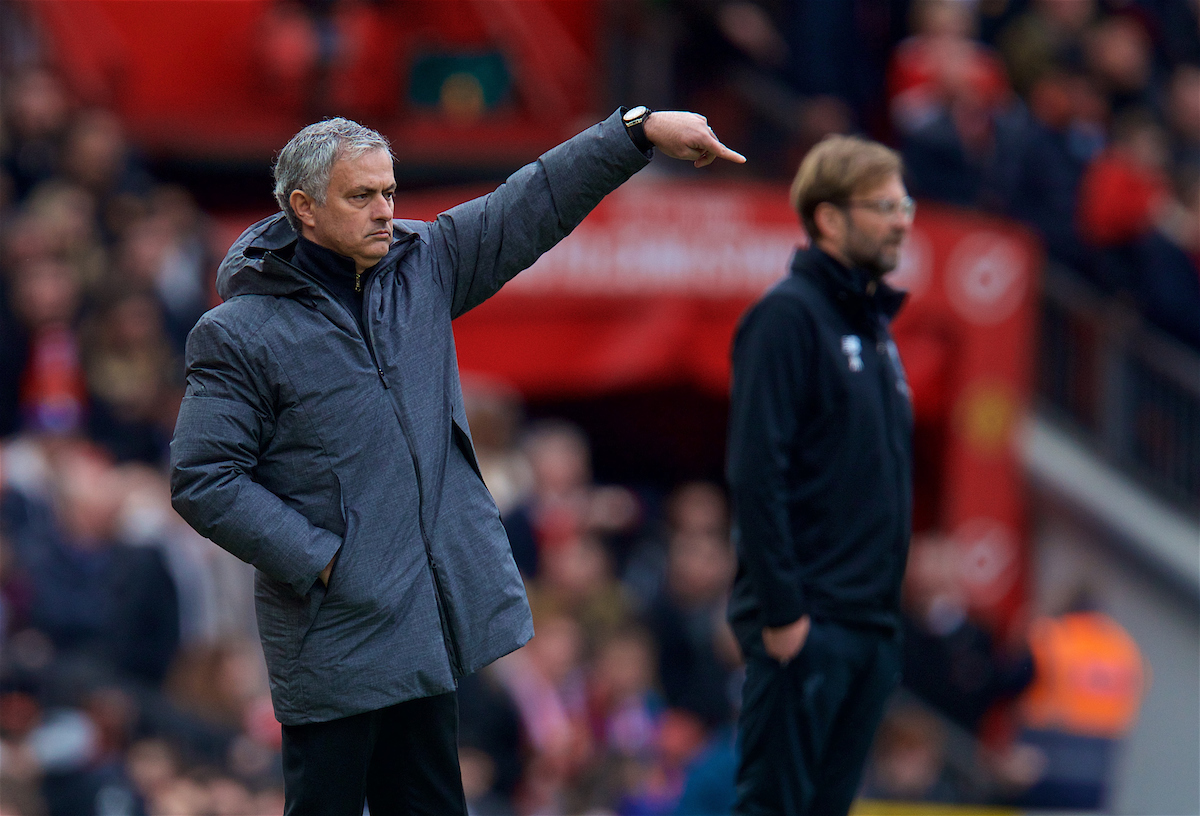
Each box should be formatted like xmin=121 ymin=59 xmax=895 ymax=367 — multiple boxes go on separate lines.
xmin=0 ymin=0 xmax=1176 ymax=814
xmin=623 ymin=0 xmax=1200 ymax=349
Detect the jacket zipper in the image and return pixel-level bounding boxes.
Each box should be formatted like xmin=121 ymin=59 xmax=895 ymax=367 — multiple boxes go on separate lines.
xmin=281 ymin=250 xmax=466 ymax=679
xmin=359 ymin=272 xmax=465 ymax=679
xmin=871 ymin=309 xmax=912 ymax=596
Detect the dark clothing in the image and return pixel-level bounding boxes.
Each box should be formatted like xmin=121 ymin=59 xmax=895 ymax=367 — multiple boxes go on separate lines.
xmin=727 ymin=246 xmax=913 ymax=816
xmin=282 ymin=692 xmax=465 ymax=816
xmin=292 ymin=235 xmax=366 ymax=338
xmin=902 ymin=613 xmax=1034 ymax=732
xmin=727 ymin=247 xmax=913 ymax=646
xmin=646 ymin=594 xmax=735 ymax=726
xmin=1136 ymin=230 xmax=1200 ymax=350
xmin=734 ymin=621 xmax=902 ymax=816
xmin=24 ymin=533 xmax=179 ymax=686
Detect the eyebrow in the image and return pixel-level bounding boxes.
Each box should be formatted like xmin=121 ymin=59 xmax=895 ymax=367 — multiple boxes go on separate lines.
xmin=346 ymin=184 xmax=396 ymax=196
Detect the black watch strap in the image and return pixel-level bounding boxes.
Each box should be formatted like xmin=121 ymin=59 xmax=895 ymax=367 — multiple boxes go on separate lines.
xmin=621 ymin=106 xmax=654 ymax=154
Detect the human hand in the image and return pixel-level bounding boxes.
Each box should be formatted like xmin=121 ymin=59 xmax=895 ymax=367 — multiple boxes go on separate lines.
xmin=643 ymin=111 xmax=747 ymax=168
xmin=762 ymin=615 xmax=811 ymax=664
xmin=319 ymin=552 xmax=337 ymax=587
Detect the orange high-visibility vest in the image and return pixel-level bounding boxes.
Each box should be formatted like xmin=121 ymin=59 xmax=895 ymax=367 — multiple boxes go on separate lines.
xmin=1019 ymin=612 xmax=1146 ymax=738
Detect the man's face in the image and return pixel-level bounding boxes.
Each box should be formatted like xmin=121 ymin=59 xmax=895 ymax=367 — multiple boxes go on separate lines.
xmin=832 ymin=173 xmax=912 ymax=277
xmin=300 ymin=147 xmax=396 ymax=273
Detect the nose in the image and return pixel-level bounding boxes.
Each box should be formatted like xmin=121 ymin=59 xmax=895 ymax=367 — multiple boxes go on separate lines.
xmin=372 ymin=193 xmax=394 ymax=222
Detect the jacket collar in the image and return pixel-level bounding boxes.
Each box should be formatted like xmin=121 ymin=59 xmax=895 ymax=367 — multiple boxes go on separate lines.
xmin=216 ymin=213 xmax=418 ymax=300
xmin=791 ymin=246 xmax=907 ymax=319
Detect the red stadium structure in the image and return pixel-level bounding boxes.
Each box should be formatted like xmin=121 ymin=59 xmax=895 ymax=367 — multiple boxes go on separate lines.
xmin=26 ymin=0 xmax=600 ymax=163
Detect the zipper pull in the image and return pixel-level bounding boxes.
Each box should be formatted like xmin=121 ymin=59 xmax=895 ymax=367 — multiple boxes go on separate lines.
xmin=378 ymin=368 xmax=390 ymax=388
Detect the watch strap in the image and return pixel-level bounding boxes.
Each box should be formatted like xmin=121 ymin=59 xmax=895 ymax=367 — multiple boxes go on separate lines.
xmin=621 ymin=106 xmax=654 ymax=154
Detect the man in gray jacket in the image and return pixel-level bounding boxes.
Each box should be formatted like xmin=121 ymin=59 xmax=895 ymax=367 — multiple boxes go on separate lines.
xmin=169 ymin=108 xmax=742 ymax=815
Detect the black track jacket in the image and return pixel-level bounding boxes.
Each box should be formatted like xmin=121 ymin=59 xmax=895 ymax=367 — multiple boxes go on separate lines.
xmin=727 ymin=246 xmax=913 ymax=651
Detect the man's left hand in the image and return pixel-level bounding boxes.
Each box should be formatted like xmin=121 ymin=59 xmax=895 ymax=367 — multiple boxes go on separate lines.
xmin=644 ymin=112 xmax=747 ymax=168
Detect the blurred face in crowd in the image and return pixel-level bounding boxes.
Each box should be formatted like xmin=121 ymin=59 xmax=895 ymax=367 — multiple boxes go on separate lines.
xmin=64 ymin=110 xmax=128 ymax=193
xmin=54 ymin=448 xmax=122 ymax=545
xmin=290 ymin=147 xmax=396 ymax=274
xmin=1168 ymin=66 xmax=1200 ymax=143
xmin=815 ymin=173 xmax=913 ymax=277
xmin=1034 ymin=0 xmax=1094 ymax=31
xmin=527 ymin=428 xmax=590 ymax=496
xmin=8 ymin=69 xmax=68 ymax=140
xmin=593 ymin=633 xmax=655 ymax=703
xmin=11 ymin=257 xmax=81 ymax=330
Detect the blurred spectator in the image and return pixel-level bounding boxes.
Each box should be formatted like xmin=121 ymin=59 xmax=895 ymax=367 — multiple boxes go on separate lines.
xmin=163 ymin=639 xmax=267 ymax=736
xmin=992 ymin=66 xmax=1106 ymax=267
xmin=611 ymin=0 xmax=858 ymax=177
xmin=1166 ymin=63 xmax=1200 ymax=166
xmin=1 ymin=68 xmax=69 ymax=203
xmin=997 ymin=0 xmax=1097 ymax=97
xmin=492 ymin=609 xmax=592 ymax=816
xmin=80 ymin=288 xmax=180 ymax=465
xmin=900 ymin=534 xmax=1033 ymax=734
xmin=780 ymin=0 xmax=903 ymax=137
xmin=889 ymin=0 xmax=1014 ymax=205
xmin=611 ymin=707 xmax=709 ymax=816
xmin=6 ymin=253 xmax=86 ymax=437
xmin=462 ymin=376 xmax=532 ymax=517
xmin=1077 ymin=108 xmax=1172 ymax=291
xmin=643 ymin=482 xmax=739 ymax=729
xmin=110 ymin=192 xmax=213 ymax=353
xmin=1082 ymin=12 xmax=1158 ymax=115
xmin=531 ymin=534 xmax=636 ymax=653
xmin=669 ymin=711 xmax=737 ymax=816
xmin=503 ymin=420 xmax=641 ymax=579
xmin=114 ymin=465 xmax=257 ymax=646
xmin=1013 ymin=593 xmax=1146 ymax=810
xmin=21 ymin=180 xmax=107 ymax=291
xmin=1135 ymin=163 xmax=1200 ymax=348
xmin=862 ymin=702 xmax=958 ymax=802
xmin=58 ymin=109 xmax=152 ymax=241
xmin=457 ymin=667 xmax=523 ymax=816
xmin=18 ymin=444 xmax=180 ymax=688
xmin=586 ymin=627 xmax=662 ymax=761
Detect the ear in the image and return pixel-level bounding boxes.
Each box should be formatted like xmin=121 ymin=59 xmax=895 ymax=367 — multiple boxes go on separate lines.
xmin=289 ymin=189 xmax=318 ymax=231
xmin=813 ymin=201 xmax=846 ymax=244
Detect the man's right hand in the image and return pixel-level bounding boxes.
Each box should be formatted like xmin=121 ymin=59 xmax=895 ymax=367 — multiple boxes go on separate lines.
xmin=763 ymin=615 xmax=811 ymax=664
xmin=643 ymin=111 xmax=747 ymax=167
xmin=318 ymin=552 xmax=337 ymax=587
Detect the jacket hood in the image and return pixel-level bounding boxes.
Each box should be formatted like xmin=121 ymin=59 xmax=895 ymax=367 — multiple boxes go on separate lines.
xmin=216 ymin=213 xmax=418 ymax=301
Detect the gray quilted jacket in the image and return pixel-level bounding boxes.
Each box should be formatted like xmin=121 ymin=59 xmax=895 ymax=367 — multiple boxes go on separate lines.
xmin=169 ymin=111 xmax=650 ymax=724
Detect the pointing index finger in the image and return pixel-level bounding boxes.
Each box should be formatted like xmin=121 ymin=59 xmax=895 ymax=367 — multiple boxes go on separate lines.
xmin=714 ymin=141 xmax=747 ymax=164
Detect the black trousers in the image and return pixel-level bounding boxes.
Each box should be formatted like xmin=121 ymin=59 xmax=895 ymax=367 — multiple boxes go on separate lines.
xmin=734 ymin=620 xmax=902 ymax=816
xmin=281 ymin=692 xmax=467 ymax=816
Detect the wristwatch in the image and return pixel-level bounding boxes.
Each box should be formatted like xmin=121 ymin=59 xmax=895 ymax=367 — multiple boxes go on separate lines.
xmin=622 ymin=105 xmax=653 ymax=153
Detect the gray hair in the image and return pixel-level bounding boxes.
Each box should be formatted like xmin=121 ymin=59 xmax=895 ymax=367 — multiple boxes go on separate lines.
xmin=272 ymin=117 xmax=392 ymax=232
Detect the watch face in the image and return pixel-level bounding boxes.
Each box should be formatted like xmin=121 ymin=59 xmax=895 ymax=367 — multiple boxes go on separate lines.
xmin=623 ymin=105 xmax=649 ymax=123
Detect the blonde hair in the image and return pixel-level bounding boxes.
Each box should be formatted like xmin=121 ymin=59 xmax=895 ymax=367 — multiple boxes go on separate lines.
xmin=790 ymin=135 xmax=903 ymax=240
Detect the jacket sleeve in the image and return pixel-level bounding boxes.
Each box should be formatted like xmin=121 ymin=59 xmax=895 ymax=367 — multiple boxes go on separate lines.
xmin=169 ymin=315 xmax=342 ymax=596
xmin=726 ymin=293 xmax=811 ymax=628
xmin=427 ymin=109 xmax=652 ymax=319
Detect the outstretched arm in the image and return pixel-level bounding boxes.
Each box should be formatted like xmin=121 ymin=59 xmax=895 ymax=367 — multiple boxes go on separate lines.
xmin=428 ymin=109 xmax=746 ymax=318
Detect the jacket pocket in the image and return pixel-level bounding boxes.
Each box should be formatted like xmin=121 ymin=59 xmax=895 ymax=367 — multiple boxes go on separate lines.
xmin=450 ymin=419 xmax=485 ymax=483
xmin=254 ymin=571 xmax=324 ymax=664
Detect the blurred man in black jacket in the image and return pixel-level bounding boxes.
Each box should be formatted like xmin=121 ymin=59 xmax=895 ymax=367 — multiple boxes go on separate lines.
xmin=727 ymin=135 xmax=915 ymax=816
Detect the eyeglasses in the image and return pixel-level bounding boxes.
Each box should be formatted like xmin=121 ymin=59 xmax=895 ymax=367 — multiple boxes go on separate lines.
xmin=842 ymin=196 xmax=916 ymax=220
